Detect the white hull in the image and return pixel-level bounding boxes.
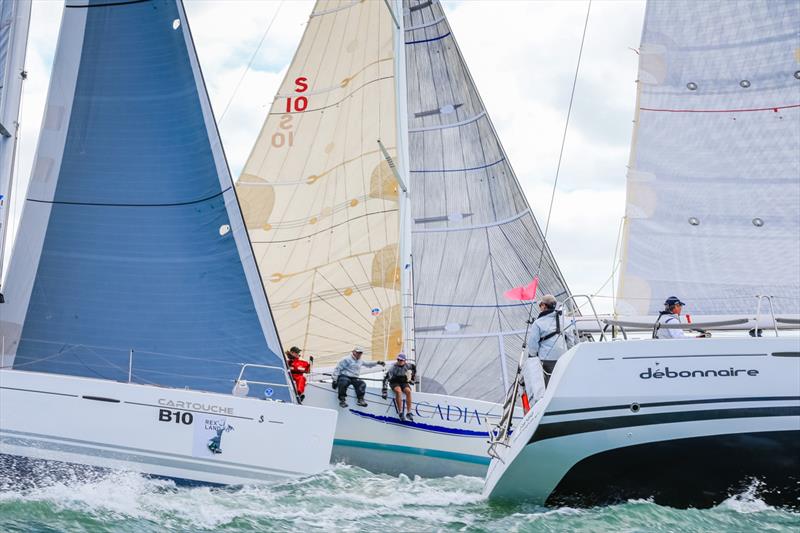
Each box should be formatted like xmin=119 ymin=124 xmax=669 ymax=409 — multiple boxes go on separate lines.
xmin=303 ymin=381 xmax=519 ymax=477
xmin=484 ymin=337 xmax=800 ymax=507
xmin=0 ymin=369 xmax=337 ymax=485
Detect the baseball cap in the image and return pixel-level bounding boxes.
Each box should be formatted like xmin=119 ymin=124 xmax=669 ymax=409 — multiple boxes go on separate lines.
xmin=664 ymin=296 xmax=685 ymax=306
xmin=397 ymin=353 xmax=407 ymax=361
xmin=353 ymin=346 xmax=364 ymax=353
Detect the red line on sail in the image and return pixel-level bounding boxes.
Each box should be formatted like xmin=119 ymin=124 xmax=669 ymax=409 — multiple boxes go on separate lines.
xmin=639 ymin=104 xmax=800 ymax=113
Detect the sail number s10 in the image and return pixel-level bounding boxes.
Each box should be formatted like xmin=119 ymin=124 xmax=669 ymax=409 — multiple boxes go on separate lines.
xmin=285 ymin=76 xmax=308 ymax=113
xmin=272 ymin=77 xmax=308 ymax=148
xmin=158 ymin=409 xmax=193 ymax=425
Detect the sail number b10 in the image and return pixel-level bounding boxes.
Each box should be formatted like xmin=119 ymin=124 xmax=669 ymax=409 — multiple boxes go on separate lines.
xmin=158 ymin=409 xmax=193 ymax=425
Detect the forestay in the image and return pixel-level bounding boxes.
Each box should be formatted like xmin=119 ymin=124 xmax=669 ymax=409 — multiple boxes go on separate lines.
xmin=237 ymin=0 xmax=401 ymax=367
xmin=617 ymin=0 xmax=800 ymax=316
xmin=0 ymin=0 xmax=31 ymax=278
xmin=0 ymin=0 xmax=293 ymax=401
xmin=403 ymin=0 xmax=571 ymax=403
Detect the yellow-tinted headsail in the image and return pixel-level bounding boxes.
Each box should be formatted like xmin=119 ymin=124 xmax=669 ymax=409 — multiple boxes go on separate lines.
xmin=237 ymin=0 xmax=401 ymax=366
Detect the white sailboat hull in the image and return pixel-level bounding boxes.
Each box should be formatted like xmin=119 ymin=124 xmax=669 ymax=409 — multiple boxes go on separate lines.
xmin=483 ymin=337 xmax=800 ymax=507
xmin=303 ymin=381 xmax=517 ymax=477
xmin=0 ymin=369 xmax=337 ymax=485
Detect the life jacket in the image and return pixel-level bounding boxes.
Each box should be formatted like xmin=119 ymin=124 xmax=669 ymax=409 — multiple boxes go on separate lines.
xmin=288 ymin=358 xmax=311 ymax=396
xmin=289 ymin=358 xmax=311 ymax=375
xmin=652 ymin=311 xmax=677 ymax=339
xmin=538 ymin=308 xmax=562 ymax=342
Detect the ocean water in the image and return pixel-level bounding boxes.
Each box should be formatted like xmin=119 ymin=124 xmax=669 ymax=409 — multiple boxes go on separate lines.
xmin=0 ymin=465 xmax=798 ymax=533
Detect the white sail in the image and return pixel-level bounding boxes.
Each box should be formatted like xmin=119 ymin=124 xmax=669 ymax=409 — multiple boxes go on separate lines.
xmin=403 ymin=0 xmax=571 ymax=402
xmin=0 ymin=0 xmax=31 ymax=279
xmin=236 ymin=0 xmax=402 ymax=367
xmin=617 ymin=0 xmax=800 ymax=316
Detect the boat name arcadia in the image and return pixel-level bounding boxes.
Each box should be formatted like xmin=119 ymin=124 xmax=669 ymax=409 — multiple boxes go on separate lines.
xmin=413 ymin=401 xmax=484 ymax=425
xmin=640 ymin=367 xmax=759 ymax=380
xmin=158 ymin=398 xmax=234 ymax=415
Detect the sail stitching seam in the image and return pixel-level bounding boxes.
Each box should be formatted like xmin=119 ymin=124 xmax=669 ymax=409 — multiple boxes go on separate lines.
xmin=65 ymin=0 xmax=152 ymax=9
xmin=27 ymin=187 xmax=231 ymax=208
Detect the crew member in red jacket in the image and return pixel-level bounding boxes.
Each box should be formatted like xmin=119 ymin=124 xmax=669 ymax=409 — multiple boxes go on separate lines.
xmin=286 ymin=346 xmax=313 ymax=403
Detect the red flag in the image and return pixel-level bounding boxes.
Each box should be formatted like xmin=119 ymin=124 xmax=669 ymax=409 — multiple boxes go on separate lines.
xmin=503 ymin=277 xmax=539 ymax=301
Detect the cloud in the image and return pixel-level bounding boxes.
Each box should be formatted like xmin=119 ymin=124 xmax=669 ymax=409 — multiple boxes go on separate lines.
xmin=10 ymin=0 xmax=645 ymax=314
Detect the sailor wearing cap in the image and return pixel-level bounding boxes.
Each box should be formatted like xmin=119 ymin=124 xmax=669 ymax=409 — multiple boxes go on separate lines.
xmin=381 ymin=353 xmax=416 ymax=422
xmin=331 ymin=346 xmax=385 ymax=408
xmin=655 ymin=296 xmax=687 ymax=339
xmin=527 ymin=294 xmax=569 ymax=386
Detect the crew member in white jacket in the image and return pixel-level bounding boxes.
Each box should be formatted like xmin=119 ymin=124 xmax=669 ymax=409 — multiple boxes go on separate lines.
xmin=654 ymin=296 xmax=687 ymax=339
xmin=525 ymin=294 xmax=569 ymax=389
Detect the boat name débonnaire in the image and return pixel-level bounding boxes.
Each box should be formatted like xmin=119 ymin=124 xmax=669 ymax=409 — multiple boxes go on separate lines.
xmin=639 ymin=367 xmax=759 ymax=380
xmin=158 ymin=398 xmax=234 ymax=415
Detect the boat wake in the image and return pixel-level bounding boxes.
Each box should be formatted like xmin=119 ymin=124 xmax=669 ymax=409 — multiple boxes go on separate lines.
xmin=0 ymin=461 xmax=797 ymax=532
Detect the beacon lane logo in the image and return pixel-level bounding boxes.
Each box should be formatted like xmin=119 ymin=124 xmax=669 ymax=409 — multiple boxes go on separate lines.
xmin=640 ymin=366 xmax=759 ymax=379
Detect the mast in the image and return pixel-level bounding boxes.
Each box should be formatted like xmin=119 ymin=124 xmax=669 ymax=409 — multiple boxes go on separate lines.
xmin=0 ymin=0 xmax=32 ymax=289
xmin=389 ymin=0 xmax=415 ymax=362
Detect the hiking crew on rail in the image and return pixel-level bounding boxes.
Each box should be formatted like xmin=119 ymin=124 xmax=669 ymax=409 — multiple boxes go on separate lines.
xmin=332 ymin=346 xmax=385 ymax=407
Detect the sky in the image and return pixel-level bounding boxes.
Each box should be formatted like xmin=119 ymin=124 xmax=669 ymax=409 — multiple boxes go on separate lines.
xmin=11 ymin=0 xmax=647 ymax=314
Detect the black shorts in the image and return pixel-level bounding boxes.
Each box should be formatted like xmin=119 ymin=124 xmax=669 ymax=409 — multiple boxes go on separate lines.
xmin=389 ymin=381 xmax=410 ymax=391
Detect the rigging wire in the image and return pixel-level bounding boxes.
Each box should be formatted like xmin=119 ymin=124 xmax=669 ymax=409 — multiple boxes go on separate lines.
xmin=217 ymin=0 xmax=285 ymax=125
xmin=609 ymin=214 xmax=625 ymax=312
xmin=523 ymin=0 xmax=593 ymax=344
xmin=536 ymin=0 xmax=592 ymax=275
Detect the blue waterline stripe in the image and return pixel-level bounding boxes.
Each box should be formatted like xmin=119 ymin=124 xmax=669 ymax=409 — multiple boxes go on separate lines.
xmin=349 ymin=410 xmax=489 ymax=437
xmin=406 ymin=32 xmax=451 ymax=45
xmin=410 ymin=158 xmax=506 ymax=174
xmin=333 ymin=439 xmax=490 ymax=465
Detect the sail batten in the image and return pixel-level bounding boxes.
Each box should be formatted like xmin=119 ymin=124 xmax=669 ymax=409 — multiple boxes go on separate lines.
xmin=617 ymin=0 xmax=800 ymax=316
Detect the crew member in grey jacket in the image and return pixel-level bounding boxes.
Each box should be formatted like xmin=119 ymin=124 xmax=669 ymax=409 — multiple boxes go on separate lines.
xmin=332 ymin=346 xmax=385 ymax=408
xmin=381 ymin=353 xmax=416 ymax=421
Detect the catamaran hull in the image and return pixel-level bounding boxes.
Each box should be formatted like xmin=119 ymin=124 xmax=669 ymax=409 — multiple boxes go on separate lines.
xmin=303 ymin=382 xmax=516 ymax=477
xmin=483 ymin=337 xmax=800 ymax=508
xmin=0 ymin=370 xmax=337 ymax=486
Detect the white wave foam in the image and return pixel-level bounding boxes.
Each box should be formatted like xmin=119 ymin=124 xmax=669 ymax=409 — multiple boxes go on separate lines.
xmin=718 ymin=480 xmax=775 ymax=514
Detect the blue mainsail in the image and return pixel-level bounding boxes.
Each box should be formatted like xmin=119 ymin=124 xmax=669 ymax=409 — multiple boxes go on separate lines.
xmin=0 ymin=0 xmax=292 ymax=401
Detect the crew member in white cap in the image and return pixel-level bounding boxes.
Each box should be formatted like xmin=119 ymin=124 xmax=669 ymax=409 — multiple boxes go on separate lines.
xmin=332 ymin=346 xmax=385 ymax=408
